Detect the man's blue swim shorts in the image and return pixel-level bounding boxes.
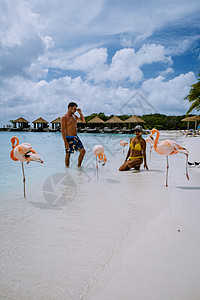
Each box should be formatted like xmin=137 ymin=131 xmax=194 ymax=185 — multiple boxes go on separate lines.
xmin=65 ymin=135 xmax=84 ymax=154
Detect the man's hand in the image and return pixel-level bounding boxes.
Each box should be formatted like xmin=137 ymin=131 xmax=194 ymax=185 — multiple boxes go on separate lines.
xmin=65 ymin=143 xmax=69 ymax=151
xmin=77 ymin=108 xmax=82 ymax=114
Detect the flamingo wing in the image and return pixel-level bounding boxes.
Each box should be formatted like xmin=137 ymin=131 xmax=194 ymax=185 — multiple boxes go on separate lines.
xmin=13 ymin=143 xmax=32 ymax=162
xmin=156 ymin=140 xmax=175 ymax=155
xmin=168 ymin=140 xmax=189 ymax=155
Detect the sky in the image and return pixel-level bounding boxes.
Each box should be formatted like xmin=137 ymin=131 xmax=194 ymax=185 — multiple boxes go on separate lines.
xmin=0 ymin=0 xmax=200 ymax=127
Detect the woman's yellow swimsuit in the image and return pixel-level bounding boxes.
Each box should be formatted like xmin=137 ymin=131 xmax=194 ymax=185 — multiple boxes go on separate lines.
xmin=129 ymin=139 xmax=143 ymax=160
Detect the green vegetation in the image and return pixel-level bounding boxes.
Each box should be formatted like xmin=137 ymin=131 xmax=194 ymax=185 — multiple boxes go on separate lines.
xmin=141 ymin=114 xmax=187 ymax=130
xmin=84 ymin=113 xmax=197 ymax=130
xmin=185 ymin=72 xmax=200 ymax=115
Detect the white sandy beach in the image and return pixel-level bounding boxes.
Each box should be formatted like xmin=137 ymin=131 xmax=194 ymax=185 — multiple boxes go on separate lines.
xmin=0 ymin=132 xmax=200 ymax=299
xmin=87 ymin=134 xmax=200 ymax=300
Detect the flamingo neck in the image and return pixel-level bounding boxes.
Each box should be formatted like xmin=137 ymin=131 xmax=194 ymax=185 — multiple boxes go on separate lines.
xmin=153 ymin=130 xmax=159 ymax=151
xmin=11 ymin=136 xmax=19 ymax=148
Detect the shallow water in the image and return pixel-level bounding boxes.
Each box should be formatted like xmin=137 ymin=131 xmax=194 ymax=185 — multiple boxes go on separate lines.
xmin=0 ymin=131 xmax=190 ymax=299
xmin=0 ymin=131 xmax=132 ymax=195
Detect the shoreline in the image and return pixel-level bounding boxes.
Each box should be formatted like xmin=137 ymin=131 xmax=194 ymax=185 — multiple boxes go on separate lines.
xmin=1 ymin=127 xmax=198 ymax=136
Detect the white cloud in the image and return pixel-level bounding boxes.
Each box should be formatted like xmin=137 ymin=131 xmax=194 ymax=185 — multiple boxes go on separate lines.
xmin=0 ymin=74 xmax=130 ymax=125
xmin=0 ymin=0 xmax=48 ymax=77
xmin=19 ymin=0 xmax=200 ymax=52
xmin=0 ymin=0 xmax=199 ymax=127
xmin=0 ymin=71 xmax=196 ymax=127
xmin=136 ymin=44 xmax=172 ymax=66
xmin=23 ymin=63 xmax=48 ymax=81
xmin=160 ymin=67 xmax=174 ymax=76
xmin=67 ymin=48 xmax=108 ymax=72
xmin=61 ymin=44 xmax=172 ymax=83
xmin=142 ymin=72 xmax=196 ymax=114
xmin=166 ymin=37 xmax=200 ymax=56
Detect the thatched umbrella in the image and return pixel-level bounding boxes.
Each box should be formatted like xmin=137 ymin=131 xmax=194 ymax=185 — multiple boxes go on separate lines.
xmin=124 ymin=115 xmax=145 ymax=123
xmin=105 ymin=116 xmax=124 ymax=129
xmin=105 ymin=116 xmax=124 ymax=124
xmin=181 ymin=115 xmax=200 ymax=130
xmin=87 ymin=116 xmax=105 ymax=130
xmin=189 ymin=115 xmax=200 ymax=130
xmin=88 ymin=116 xmax=105 ymax=123
xmin=13 ymin=117 xmax=29 ymax=129
xmin=124 ymin=115 xmax=145 ymax=129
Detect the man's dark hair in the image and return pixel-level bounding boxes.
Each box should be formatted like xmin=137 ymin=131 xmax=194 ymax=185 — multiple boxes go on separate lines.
xmin=68 ymin=102 xmax=78 ymax=109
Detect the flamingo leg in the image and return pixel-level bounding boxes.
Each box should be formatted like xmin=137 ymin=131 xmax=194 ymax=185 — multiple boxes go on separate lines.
xmin=166 ymin=156 xmax=169 ymax=187
xmin=21 ymin=162 xmax=26 ymax=198
xmin=185 ymin=154 xmax=190 ymax=181
xmin=150 ymin=145 xmax=152 ymax=160
xmin=96 ymin=156 xmax=98 ymax=179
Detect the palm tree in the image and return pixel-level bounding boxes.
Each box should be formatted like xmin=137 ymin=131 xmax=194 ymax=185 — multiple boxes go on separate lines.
xmin=185 ymin=72 xmax=200 ymax=116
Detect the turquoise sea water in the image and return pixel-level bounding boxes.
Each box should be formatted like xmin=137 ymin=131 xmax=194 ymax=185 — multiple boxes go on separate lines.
xmin=0 ymin=131 xmax=134 ymax=196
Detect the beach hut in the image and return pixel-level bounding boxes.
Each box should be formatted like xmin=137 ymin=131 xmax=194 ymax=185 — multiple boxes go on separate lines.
xmin=124 ymin=115 xmax=145 ymax=130
xmin=88 ymin=116 xmax=105 ymax=124
xmin=189 ymin=115 xmax=200 ymax=130
xmin=181 ymin=115 xmax=200 ymax=130
xmin=105 ymin=115 xmax=124 ymax=131
xmin=13 ymin=117 xmax=30 ymax=129
xmin=124 ymin=115 xmax=145 ymax=124
xmin=86 ymin=116 xmax=105 ymax=131
xmin=105 ymin=116 xmax=124 ymax=124
xmin=32 ymin=117 xmax=49 ymax=129
xmin=51 ymin=117 xmax=61 ymax=130
xmin=181 ymin=116 xmax=192 ymax=130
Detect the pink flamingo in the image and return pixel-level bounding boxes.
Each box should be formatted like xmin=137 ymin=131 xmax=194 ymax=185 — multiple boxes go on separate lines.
xmin=10 ymin=136 xmax=43 ymax=197
xmin=93 ymin=145 xmax=107 ymax=178
xmin=120 ymin=140 xmax=128 ymax=155
xmin=150 ymin=129 xmax=189 ymax=187
xmin=145 ymin=135 xmax=154 ymax=159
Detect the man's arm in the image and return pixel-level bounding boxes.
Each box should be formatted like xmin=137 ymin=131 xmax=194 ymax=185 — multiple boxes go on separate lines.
xmin=61 ymin=116 xmax=69 ymax=149
xmin=76 ymin=108 xmax=86 ymax=123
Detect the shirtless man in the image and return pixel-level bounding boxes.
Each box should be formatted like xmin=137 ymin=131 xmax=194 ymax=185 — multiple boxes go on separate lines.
xmin=61 ymin=102 xmax=86 ymax=167
xmin=119 ymin=125 xmax=148 ymax=171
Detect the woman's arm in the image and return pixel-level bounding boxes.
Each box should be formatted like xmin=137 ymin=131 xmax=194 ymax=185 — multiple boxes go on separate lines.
xmin=125 ymin=139 xmax=131 ymax=161
xmin=142 ymin=139 xmax=148 ymax=170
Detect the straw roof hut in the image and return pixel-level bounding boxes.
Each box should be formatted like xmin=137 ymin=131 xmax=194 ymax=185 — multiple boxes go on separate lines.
xmin=32 ymin=117 xmax=49 ymax=129
xmin=51 ymin=117 xmax=61 ymax=129
xmin=181 ymin=116 xmax=193 ymax=122
xmin=106 ymin=116 xmax=124 ymax=123
xmin=88 ymin=116 xmax=105 ymax=123
xmin=181 ymin=115 xmax=200 ymax=130
xmin=124 ymin=115 xmax=145 ymax=123
xmin=13 ymin=117 xmax=29 ymax=129
xmin=189 ymin=115 xmax=200 ymax=121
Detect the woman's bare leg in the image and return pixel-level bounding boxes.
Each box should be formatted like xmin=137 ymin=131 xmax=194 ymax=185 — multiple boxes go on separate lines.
xmin=119 ymin=158 xmax=143 ymax=171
